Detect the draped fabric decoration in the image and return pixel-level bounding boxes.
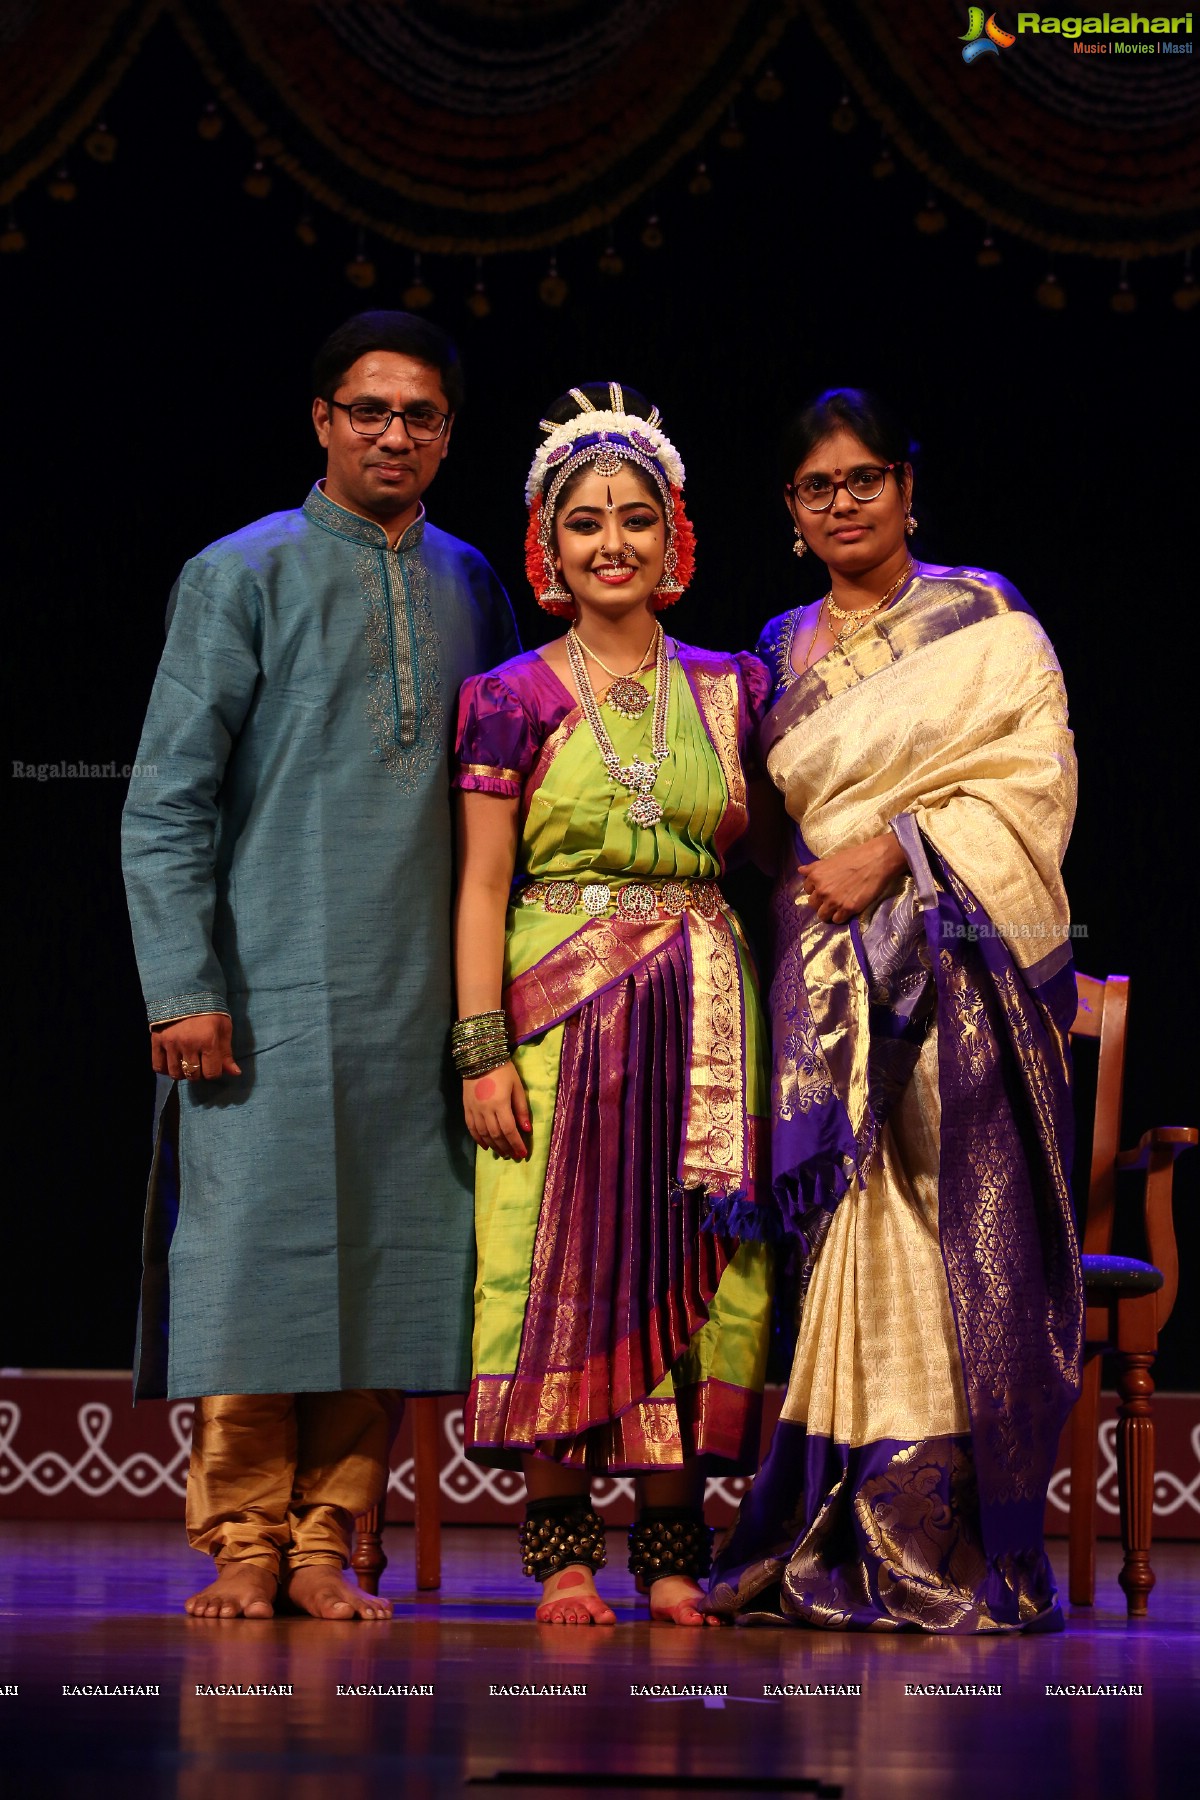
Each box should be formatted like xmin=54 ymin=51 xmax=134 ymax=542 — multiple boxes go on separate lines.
xmin=0 ymin=0 xmax=163 ymax=209
xmin=1 ymin=0 xmax=796 ymax=251
xmin=804 ymin=0 xmax=1200 ymax=260
xmin=3 ymin=0 xmax=1196 ymax=283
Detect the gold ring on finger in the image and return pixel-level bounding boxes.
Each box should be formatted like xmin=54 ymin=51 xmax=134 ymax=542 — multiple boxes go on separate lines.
xmin=180 ymin=1059 xmax=197 ymax=1077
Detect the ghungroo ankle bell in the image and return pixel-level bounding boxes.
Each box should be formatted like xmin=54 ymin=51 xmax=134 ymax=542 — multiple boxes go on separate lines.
xmin=518 ymin=1497 xmax=608 ymax=1583
xmin=626 ymin=1507 xmax=713 ymax=1584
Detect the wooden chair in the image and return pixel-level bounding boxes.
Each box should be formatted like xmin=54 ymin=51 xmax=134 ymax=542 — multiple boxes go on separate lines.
xmin=1067 ymin=972 xmax=1196 ymax=1618
xmin=352 ymin=1395 xmax=446 ymax=1594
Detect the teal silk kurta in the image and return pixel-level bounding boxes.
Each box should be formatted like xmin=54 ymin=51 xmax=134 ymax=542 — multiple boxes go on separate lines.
xmin=122 ymin=484 xmax=519 ymax=1399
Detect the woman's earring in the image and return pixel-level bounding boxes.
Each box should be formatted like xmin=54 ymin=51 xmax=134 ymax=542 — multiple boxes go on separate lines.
xmin=538 ymin=548 xmax=575 ymax=615
xmin=792 ymin=530 xmax=808 ymax=559
xmin=904 ymin=512 xmax=918 ymax=537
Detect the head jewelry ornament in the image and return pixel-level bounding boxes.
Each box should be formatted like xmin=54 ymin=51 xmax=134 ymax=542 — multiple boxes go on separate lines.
xmin=524 ymin=381 xmax=695 ymax=615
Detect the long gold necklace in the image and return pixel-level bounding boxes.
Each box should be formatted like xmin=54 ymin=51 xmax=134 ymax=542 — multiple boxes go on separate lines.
xmin=565 ymin=626 xmax=672 ymax=829
xmin=568 ymin=622 xmax=659 ymax=720
xmin=803 ymin=559 xmax=915 ymax=671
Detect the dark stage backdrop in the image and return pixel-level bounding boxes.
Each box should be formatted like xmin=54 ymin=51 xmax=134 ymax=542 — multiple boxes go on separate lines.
xmin=3 ymin=14 xmax=1196 ymax=1386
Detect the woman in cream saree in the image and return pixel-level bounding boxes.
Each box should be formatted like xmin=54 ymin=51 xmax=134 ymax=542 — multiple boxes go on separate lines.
xmin=706 ymin=390 xmax=1082 ymax=1633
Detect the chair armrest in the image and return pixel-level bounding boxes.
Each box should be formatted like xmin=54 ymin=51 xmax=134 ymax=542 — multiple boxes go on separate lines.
xmin=1116 ymin=1127 xmax=1197 ymax=1330
xmin=1116 ymin=1126 xmax=1198 ymax=1173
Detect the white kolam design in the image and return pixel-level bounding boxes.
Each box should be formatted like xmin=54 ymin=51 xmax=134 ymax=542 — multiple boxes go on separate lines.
xmin=0 ymin=1401 xmax=193 ymax=1498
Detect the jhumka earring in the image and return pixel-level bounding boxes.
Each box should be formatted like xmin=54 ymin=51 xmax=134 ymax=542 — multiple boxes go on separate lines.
xmin=538 ymin=547 xmax=574 ymax=614
xmin=792 ymin=529 xmax=808 ymax=558
xmin=904 ymin=512 xmax=918 ymax=537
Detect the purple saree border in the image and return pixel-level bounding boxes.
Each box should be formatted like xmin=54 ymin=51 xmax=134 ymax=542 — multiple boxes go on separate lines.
xmin=758 ymin=567 xmax=1034 ymax=759
xmin=709 ymin=1419 xmax=1063 ymax=1633
xmin=921 ymin=846 xmax=1082 ymax=1564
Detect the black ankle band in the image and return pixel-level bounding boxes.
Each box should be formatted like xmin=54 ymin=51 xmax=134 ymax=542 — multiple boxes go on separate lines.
xmin=519 ymin=1498 xmax=607 ymax=1584
xmin=627 ymin=1507 xmax=712 ymax=1583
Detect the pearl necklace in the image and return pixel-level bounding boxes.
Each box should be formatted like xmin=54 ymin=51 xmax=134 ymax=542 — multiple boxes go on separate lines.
xmin=564 ymin=625 xmax=672 ymax=829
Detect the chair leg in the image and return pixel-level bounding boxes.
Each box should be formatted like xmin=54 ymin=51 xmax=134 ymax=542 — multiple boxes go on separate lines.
xmin=1068 ymin=1354 xmax=1102 ymax=1606
xmin=412 ymin=1396 xmax=443 ymax=1592
xmin=351 ymin=1503 xmax=386 ymax=1596
xmin=1115 ymin=1351 xmax=1156 ymax=1619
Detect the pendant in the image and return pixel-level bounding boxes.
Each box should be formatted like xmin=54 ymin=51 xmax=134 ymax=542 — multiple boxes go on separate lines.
xmin=618 ymin=758 xmax=658 ymax=787
xmin=627 ymin=794 xmax=664 ymax=828
xmin=605 ymin=677 xmax=652 ymax=719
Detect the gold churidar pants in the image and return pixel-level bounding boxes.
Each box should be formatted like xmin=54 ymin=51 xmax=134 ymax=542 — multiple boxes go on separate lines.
xmin=185 ymin=1390 xmax=403 ymax=1574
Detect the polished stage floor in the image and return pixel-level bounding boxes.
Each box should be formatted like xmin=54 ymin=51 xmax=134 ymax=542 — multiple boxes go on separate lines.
xmin=1 ymin=1523 xmax=1195 ymax=1799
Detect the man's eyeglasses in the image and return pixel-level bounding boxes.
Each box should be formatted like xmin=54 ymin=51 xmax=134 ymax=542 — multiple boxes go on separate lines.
xmin=329 ymin=400 xmax=450 ymax=443
xmin=786 ymin=463 xmax=898 ymax=511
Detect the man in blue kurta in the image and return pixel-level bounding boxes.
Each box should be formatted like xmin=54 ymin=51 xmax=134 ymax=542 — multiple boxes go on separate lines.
xmin=122 ymin=312 xmax=519 ymax=1619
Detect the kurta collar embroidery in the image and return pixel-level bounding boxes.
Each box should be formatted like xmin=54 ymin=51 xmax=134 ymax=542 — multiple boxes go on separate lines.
xmin=304 ymin=482 xmax=427 ymax=553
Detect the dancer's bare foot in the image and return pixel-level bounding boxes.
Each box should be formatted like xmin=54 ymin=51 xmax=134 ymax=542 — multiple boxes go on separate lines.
xmin=649 ymin=1575 xmax=721 ymax=1626
xmin=535 ymin=1565 xmax=616 ymax=1626
xmin=284 ymin=1564 xmax=392 ymax=1620
xmin=185 ymin=1563 xmax=277 ymax=1619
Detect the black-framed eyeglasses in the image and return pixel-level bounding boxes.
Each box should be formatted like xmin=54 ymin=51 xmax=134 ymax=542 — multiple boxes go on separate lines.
xmin=329 ymin=399 xmax=450 ymax=442
xmin=786 ymin=463 xmax=898 ymax=511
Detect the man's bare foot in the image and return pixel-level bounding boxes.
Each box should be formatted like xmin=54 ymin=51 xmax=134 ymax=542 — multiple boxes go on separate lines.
xmin=284 ymin=1564 xmax=392 ymax=1621
xmin=185 ymin=1563 xmax=277 ymax=1619
xmin=535 ymin=1565 xmax=616 ymax=1626
xmin=649 ymin=1575 xmax=721 ymax=1626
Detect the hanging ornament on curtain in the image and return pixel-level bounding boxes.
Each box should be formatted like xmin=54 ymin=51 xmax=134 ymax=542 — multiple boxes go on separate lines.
xmin=198 ymin=104 xmax=223 ymax=141
xmin=755 ymin=69 xmax=784 ymax=102
xmin=1036 ymin=273 xmax=1067 ymax=310
xmin=1 ymin=214 xmax=26 ymax=254
xmin=976 ymin=236 xmax=1002 ymax=268
xmin=84 ymin=122 xmax=116 ymax=163
xmin=466 ymin=257 xmax=491 ymax=318
xmin=597 ymin=239 xmax=624 ymax=277
xmin=831 ymin=94 xmax=856 ymax=134
xmin=295 ymin=216 xmax=317 ymax=247
xmin=719 ymin=108 xmax=745 ymax=150
xmin=47 ymin=165 xmax=76 ymax=202
xmin=915 ymin=195 xmax=947 ymax=234
xmin=539 ymin=255 xmax=568 ymax=307
xmin=1110 ymin=262 xmax=1137 ymax=315
xmin=1173 ymin=254 xmax=1198 ymax=312
xmin=872 ymin=143 xmax=895 ymax=179
xmin=404 ymin=254 xmax=433 ymax=309
xmin=640 ymin=215 xmax=664 ymax=250
xmin=243 ymin=161 xmax=272 ymax=199
xmin=346 ymin=232 xmax=377 ymax=289
xmin=688 ymin=162 xmax=712 ymax=197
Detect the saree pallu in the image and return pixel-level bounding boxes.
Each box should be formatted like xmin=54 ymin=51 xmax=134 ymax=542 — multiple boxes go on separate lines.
xmin=706 ymin=567 xmax=1083 ymax=1632
xmin=454 ymin=644 xmax=775 ymax=1473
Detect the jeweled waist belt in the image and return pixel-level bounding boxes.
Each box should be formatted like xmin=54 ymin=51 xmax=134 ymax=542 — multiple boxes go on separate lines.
xmin=514 ymin=875 xmax=727 ymax=922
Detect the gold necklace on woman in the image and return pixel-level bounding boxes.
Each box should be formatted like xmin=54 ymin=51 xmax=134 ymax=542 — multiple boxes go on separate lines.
xmin=564 ymin=625 xmax=672 ymax=828
xmin=801 ymin=559 xmax=916 ymax=671
xmin=824 ymin=559 xmax=915 ymax=646
xmin=568 ymin=622 xmax=659 ymax=720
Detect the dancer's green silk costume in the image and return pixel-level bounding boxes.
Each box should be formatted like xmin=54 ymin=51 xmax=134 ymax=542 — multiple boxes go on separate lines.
xmin=457 ymin=642 xmax=774 ymax=1471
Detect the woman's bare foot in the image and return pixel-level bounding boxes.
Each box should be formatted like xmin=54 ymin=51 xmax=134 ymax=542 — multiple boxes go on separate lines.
xmin=284 ymin=1564 xmax=392 ymax=1620
xmin=649 ymin=1575 xmax=721 ymax=1626
xmin=535 ymin=1565 xmax=616 ymax=1626
xmin=185 ymin=1563 xmax=277 ymax=1619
